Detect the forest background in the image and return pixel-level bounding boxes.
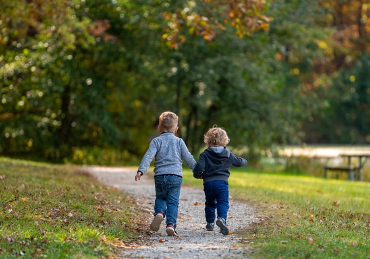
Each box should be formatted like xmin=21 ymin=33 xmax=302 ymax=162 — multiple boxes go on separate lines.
xmin=1 ymin=0 xmax=370 ymax=165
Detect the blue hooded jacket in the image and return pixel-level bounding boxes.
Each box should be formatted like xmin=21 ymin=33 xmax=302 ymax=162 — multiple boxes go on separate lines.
xmin=193 ymin=147 xmax=247 ymax=183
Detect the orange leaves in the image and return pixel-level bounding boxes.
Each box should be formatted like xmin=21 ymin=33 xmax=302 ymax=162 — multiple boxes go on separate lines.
xmin=89 ymin=20 xmax=117 ymax=42
xmin=295 ymin=234 xmax=316 ymax=246
xmin=162 ymin=0 xmax=271 ymax=49
xmin=110 ymin=240 xmax=133 ymax=248
xmin=224 ymin=0 xmax=272 ymax=38
xmin=308 ymin=237 xmax=316 ymax=245
xmin=194 ymin=202 xmax=202 ymax=206
xmin=332 ymin=201 xmax=340 ymax=207
xmin=89 ymin=20 xmax=111 ymax=36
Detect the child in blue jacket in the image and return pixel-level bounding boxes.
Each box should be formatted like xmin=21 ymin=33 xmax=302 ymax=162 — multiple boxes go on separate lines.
xmin=193 ymin=126 xmax=247 ymax=235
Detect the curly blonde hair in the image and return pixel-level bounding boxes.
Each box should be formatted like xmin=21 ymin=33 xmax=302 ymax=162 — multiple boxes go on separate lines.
xmin=158 ymin=111 xmax=178 ymax=132
xmin=204 ymin=126 xmax=230 ymax=147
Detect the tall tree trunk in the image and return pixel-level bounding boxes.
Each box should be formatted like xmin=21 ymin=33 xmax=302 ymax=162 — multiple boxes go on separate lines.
xmin=59 ymin=84 xmax=72 ymax=145
xmin=357 ymin=0 xmax=364 ymax=43
xmin=184 ymin=101 xmax=197 ymax=151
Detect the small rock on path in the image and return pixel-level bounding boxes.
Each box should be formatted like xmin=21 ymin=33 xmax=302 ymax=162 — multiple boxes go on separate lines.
xmin=85 ymin=166 xmax=256 ymax=259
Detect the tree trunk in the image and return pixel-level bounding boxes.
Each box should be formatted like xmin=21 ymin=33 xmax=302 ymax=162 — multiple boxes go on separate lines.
xmin=59 ymin=84 xmax=72 ymax=145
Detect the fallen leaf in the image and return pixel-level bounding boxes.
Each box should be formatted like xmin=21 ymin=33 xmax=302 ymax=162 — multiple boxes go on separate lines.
xmin=332 ymin=201 xmax=340 ymax=207
xmin=158 ymin=239 xmax=164 ymax=243
xmin=194 ymin=202 xmax=202 ymax=206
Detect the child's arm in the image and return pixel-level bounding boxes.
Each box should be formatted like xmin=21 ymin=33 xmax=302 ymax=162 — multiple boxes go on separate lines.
xmin=135 ymin=140 xmax=157 ymax=181
xmin=179 ymin=139 xmax=197 ymax=170
xmin=230 ymin=153 xmax=247 ymax=167
xmin=193 ymin=153 xmax=206 ymax=179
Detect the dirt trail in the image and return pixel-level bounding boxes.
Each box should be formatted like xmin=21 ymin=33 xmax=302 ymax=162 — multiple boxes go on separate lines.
xmin=85 ymin=167 xmax=257 ymax=259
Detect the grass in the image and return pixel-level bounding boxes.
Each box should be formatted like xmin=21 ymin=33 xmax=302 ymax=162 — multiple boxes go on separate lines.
xmin=182 ymin=167 xmax=370 ymax=259
xmin=0 ymin=157 xmax=143 ymax=258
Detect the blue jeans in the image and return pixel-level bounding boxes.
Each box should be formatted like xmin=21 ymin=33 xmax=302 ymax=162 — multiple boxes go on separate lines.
xmin=203 ymin=180 xmax=229 ymax=223
xmin=154 ymin=175 xmax=182 ymax=228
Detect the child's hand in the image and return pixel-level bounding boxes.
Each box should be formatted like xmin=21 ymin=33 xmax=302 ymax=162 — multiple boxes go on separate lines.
xmin=135 ymin=171 xmax=143 ymax=181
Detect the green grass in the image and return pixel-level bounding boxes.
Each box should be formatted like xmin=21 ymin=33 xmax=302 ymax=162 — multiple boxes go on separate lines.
xmin=0 ymin=157 xmax=142 ymax=258
xmin=183 ymin=168 xmax=370 ymax=259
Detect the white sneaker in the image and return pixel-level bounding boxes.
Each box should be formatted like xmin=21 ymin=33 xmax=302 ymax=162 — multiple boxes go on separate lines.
xmin=166 ymin=225 xmax=178 ymax=236
xmin=150 ymin=213 xmax=164 ymax=231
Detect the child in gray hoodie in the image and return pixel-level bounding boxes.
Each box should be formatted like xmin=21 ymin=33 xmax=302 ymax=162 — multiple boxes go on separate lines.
xmin=135 ymin=111 xmax=196 ymax=236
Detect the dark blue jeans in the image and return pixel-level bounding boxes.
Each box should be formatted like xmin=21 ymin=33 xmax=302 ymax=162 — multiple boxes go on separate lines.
xmin=154 ymin=175 xmax=182 ymax=228
xmin=203 ymin=180 xmax=229 ymax=223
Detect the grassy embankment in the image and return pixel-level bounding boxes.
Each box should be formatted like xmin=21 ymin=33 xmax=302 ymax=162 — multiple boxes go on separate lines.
xmin=183 ymin=167 xmax=370 ymax=259
xmin=0 ymin=158 xmax=143 ymax=259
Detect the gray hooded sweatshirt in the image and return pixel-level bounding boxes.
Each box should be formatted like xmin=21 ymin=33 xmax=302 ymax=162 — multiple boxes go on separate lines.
xmin=137 ymin=132 xmax=196 ymax=177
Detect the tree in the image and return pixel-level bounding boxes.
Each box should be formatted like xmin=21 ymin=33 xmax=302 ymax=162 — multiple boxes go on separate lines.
xmin=0 ymin=0 xmax=331 ymax=162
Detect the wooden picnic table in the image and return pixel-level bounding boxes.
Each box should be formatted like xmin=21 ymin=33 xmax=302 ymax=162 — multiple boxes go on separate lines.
xmin=339 ymin=153 xmax=370 ymax=181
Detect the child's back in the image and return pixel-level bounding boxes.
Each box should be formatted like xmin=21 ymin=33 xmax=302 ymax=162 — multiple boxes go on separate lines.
xmin=193 ymin=127 xmax=247 ymax=235
xmin=138 ymin=132 xmax=195 ymax=177
xmin=135 ymin=111 xmax=196 ymax=236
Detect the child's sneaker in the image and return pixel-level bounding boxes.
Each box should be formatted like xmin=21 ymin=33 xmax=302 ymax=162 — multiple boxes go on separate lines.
xmin=166 ymin=224 xmax=178 ymax=236
xmin=150 ymin=213 xmax=164 ymax=231
xmin=206 ymin=223 xmax=215 ymax=231
xmin=216 ymin=218 xmax=229 ymax=235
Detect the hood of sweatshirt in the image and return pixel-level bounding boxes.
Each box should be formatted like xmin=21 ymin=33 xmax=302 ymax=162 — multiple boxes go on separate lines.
xmin=205 ymin=147 xmax=230 ymax=164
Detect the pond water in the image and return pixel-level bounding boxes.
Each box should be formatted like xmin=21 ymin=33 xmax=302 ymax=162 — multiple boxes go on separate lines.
xmin=279 ymin=145 xmax=370 ymax=158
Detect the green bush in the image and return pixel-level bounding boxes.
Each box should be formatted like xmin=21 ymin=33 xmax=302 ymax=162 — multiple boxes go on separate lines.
xmin=64 ymin=147 xmax=139 ymax=166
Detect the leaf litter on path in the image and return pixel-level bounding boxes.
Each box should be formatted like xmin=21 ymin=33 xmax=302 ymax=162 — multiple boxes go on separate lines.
xmin=86 ymin=166 xmax=257 ymax=258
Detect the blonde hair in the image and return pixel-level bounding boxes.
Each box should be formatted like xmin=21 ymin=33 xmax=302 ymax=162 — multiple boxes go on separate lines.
xmin=204 ymin=126 xmax=230 ymax=147
xmin=158 ymin=111 xmax=178 ymax=132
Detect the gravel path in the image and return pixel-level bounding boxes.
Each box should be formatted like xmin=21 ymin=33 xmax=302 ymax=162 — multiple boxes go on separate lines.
xmin=85 ymin=166 xmax=256 ymax=259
